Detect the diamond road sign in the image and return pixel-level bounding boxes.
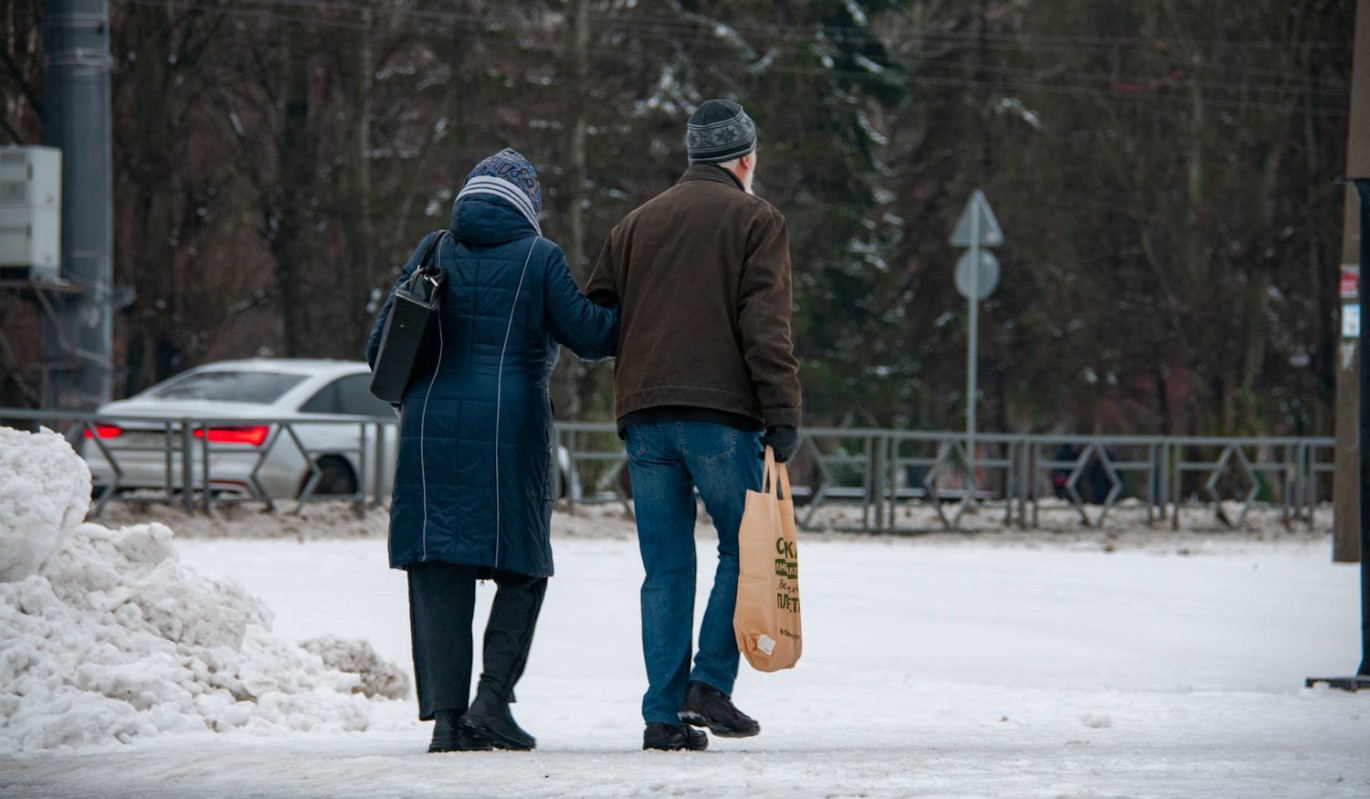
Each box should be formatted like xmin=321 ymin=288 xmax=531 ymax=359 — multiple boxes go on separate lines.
xmin=950 ymin=189 xmax=1004 ymax=247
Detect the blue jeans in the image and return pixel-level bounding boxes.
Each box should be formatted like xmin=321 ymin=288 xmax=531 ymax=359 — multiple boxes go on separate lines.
xmin=624 ymin=421 xmax=764 ymax=726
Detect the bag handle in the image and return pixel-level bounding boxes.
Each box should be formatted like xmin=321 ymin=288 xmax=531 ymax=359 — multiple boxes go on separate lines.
xmin=414 ymin=230 xmax=449 ymax=285
xmin=777 ymin=454 xmax=792 ymax=503
xmin=761 ymin=445 xmax=792 ymax=502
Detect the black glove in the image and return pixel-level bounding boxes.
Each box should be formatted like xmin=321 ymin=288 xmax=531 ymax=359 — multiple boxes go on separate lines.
xmin=760 ymin=425 xmax=799 ymax=463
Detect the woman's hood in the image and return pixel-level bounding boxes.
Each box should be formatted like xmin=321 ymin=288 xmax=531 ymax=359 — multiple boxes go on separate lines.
xmin=450 ymin=193 xmax=539 ymax=246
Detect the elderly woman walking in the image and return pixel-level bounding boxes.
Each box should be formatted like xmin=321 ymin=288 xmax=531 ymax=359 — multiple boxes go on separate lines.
xmin=366 ymin=149 xmax=617 ymax=753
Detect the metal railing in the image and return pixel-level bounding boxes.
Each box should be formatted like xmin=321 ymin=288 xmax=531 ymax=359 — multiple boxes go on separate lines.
xmin=871 ymin=431 xmax=1334 ymax=532
xmin=1 ymin=408 xmax=1335 ymax=530
xmin=1 ymin=408 xmax=392 ymax=517
xmin=555 ymin=424 xmax=1334 ymax=533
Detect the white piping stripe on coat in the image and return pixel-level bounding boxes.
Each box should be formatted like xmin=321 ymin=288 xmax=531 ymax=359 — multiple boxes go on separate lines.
xmin=417 ymin=244 xmax=448 ymax=561
xmin=493 ymin=236 xmax=540 ymax=568
xmin=457 ymin=176 xmax=542 ymax=235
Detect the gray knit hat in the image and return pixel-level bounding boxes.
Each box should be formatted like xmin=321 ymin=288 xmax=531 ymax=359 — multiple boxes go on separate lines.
xmin=686 ymin=99 xmax=757 ymax=164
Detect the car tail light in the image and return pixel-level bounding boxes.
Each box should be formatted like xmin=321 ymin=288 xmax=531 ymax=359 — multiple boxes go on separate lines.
xmin=84 ymin=423 xmax=122 ymax=440
xmin=193 ymin=425 xmax=271 ymax=447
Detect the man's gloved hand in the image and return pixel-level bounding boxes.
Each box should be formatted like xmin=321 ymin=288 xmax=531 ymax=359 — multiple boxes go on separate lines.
xmin=760 ymin=425 xmax=799 ymax=463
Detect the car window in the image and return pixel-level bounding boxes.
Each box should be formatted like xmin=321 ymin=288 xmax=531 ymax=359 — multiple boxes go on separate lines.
xmin=148 ymin=371 xmax=306 ymax=403
xmin=299 ymin=380 xmax=341 ymax=414
xmin=336 ymin=375 xmax=394 ymax=417
xmin=300 ymin=375 xmax=392 ymax=418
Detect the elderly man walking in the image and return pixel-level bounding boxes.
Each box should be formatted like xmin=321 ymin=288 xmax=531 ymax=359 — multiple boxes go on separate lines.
xmin=587 ymin=99 xmax=802 ymax=752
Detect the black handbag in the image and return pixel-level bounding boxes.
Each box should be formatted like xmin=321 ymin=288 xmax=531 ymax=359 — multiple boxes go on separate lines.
xmin=369 ymin=231 xmax=450 ymax=403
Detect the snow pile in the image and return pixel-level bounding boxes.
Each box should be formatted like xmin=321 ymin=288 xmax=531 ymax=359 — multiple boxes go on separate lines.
xmin=0 ymin=426 xmax=91 ymax=582
xmin=0 ymin=428 xmax=403 ymax=755
xmin=301 ymin=636 xmax=409 ymax=700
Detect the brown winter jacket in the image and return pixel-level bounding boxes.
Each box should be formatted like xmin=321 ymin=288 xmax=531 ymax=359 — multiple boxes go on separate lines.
xmin=586 ymin=164 xmax=801 ymax=428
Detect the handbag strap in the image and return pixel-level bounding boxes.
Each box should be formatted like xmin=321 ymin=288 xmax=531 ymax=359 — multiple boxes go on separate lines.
xmin=761 ymin=445 xmax=793 ymax=501
xmin=415 ymin=229 xmax=450 ymax=283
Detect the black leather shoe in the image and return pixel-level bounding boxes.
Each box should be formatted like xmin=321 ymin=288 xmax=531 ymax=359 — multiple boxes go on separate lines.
xmin=463 ymin=692 xmax=536 ymax=751
xmin=678 ymin=681 xmax=760 ymax=738
xmin=643 ymin=722 xmax=708 ymax=751
xmin=428 ymin=710 xmax=493 ymax=753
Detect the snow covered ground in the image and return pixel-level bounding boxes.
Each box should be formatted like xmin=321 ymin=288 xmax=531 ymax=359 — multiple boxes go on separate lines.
xmin=3 ymin=429 xmax=1369 ymax=798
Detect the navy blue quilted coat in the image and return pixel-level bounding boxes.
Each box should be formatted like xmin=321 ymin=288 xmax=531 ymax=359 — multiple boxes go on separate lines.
xmin=366 ymin=195 xmax=617 ymax=577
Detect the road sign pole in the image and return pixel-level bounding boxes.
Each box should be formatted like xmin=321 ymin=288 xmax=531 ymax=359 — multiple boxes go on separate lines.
xmin=966 ymin=209 xmax=980 ymax=477
xmin=951 ymin=188 xmax=1003 ymax=500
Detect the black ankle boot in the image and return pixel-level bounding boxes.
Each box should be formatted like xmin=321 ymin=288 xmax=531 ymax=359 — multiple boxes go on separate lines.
xmin=463 ymin=691 xmax=536 ymax=751
xmin=643 ymin=722 xmax=708 ymax=751
xmin=678 ymin=681 xmax=760 ymax=738
xmin=428 ymin=709 xmax=493 ymax=753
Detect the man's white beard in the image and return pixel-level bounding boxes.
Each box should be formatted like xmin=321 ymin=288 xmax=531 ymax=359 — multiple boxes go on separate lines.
xmin=742 ymin=171 xmax=755 ymax=195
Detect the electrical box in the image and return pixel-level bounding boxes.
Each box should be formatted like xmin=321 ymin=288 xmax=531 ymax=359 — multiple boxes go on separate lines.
xmin=0 ymin=146 xmax=62 ymax=280
xmin=0 ymin=206 xmax=61 ymax=272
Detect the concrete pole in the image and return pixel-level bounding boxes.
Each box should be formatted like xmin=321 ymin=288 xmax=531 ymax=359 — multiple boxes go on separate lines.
xmin=41 ymin=0 xmax=113 ymax=410
xmin=1352 ymin=179 xmax=1370 ymax=678
xmin=1334 ymin=0 xmax=1370 ymax=564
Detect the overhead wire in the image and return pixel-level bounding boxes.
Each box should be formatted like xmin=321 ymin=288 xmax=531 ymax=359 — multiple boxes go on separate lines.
xmin=112 ymin=0 xmax=1354 ymax=51
xmin=106 ymin=0 xmax=1352 ymax=118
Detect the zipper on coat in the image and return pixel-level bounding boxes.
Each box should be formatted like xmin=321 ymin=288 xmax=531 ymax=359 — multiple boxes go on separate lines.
xmin=493 ymin=237 xmax=541 ymax=568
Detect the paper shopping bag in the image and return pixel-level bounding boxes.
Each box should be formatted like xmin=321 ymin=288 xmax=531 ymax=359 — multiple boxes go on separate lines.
xmin=734 ymin=445 xmax=802 ymax=671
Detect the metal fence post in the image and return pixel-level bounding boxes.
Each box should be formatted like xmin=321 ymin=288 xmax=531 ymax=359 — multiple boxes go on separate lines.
xmin=180 ymin=419 xmax=194 ymax=514
xmin=201 ymin=422 xmax=212 ymax=515
xmin=1171 ymin=441 xmax=1182 ymax=530
xmin=1018 ymin=436 xmax=1031 ymax=528
xmin=1146 ymin=442 xmax=1158 ymax=525
xmin=162 ymin=420 xmax=174 ymax=508
xmin=873 ymin=432 xmax=887 ymax=532
xmin=1303 ymin=440 xmax=1317 ymax=524
xmin=566 ymin=427 xmax=577 ymax=512
xmin=1284 ymin=441 xmax=1299 ymax=527
xmin=371 ymin=421 xmax=386 ymax=508
xmin=356 ymin=421 xmax=367 ymax=517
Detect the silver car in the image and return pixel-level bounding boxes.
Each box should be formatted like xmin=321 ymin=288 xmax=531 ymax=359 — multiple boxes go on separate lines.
xmin=82 ymin=359 xmax=397 ymax=503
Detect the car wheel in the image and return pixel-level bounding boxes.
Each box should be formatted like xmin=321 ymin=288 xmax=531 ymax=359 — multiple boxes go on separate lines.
xmin=308 ymin=456 xmax=358 ymax=497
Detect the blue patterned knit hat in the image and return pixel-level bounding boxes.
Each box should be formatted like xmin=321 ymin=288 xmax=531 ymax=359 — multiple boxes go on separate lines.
xmin=466 ymin=148 xmax=542 ymax=216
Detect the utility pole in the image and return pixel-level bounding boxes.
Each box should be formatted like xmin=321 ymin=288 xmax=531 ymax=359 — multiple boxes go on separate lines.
xmin=553 ymin=0 xmax=590 ymax=419
xmin=276 ymin=20 xmax=310 ymax=358
xmin=41 ymin=0 xmax=113 ymax=410
xmin=1334 ymin=0 xmax=1370 ymax=564
xmin=1310 ymin=0 xmax=1370 ymax=692
xmin=342 ymin=4 xmax=373 ymax=357
xmin=567 ymin=0 xmax=589 ymax=281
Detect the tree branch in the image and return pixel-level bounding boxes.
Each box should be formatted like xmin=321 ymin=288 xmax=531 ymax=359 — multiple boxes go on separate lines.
xmin=0 ymin=47 xmax=43 ymax=118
